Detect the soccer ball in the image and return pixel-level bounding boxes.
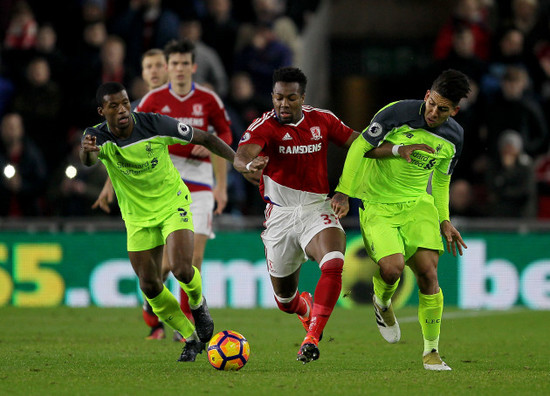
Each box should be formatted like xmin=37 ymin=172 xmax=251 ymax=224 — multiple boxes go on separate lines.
xmin=207 ymin=330 xmax=250 ymax=371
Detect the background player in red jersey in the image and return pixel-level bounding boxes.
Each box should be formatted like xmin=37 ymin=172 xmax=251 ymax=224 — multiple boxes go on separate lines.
xmin=234 ymin=67 xmax=360 ymax=363
xmin=136 ymin=39 xmax=233 ymax=340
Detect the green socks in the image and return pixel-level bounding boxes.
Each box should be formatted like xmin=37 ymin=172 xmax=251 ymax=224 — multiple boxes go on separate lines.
xmin=372 ymin=268 xmax=445 ymax=354
xmin=418 ymin=288 xmax=444 ymax=354
xmin=373 ymin=268 xmax=400 ymax=308
xmin=178 ymin=266 xmax=203 ymax=309
xmin=145 ymin=285 xmax=195 ymax=339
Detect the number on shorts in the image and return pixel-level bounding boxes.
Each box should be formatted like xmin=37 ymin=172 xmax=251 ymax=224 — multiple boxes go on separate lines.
xmin=321 ymin=214 xmax=339 ymax=225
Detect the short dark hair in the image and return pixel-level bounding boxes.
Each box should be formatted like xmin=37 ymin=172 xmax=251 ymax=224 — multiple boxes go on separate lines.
xmin=164 ymin=39 xmax=195 ymax=63
xmin=96 ymin=82 xmax=126 ymax=106
xmin=431 ymin=69 xmax=471 ymax=105
xmin=272 ymin=67 xmax=307 ymax=94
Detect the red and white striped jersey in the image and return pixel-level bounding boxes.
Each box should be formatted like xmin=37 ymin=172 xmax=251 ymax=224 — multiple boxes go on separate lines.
xmin=136 ymin=82 xmax=232 ymax=191
xmin=239 ymin=105 xmax=354 ymax=206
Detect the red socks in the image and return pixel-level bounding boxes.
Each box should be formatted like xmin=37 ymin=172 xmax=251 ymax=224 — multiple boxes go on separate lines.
xmin=273 ymin=252 xmax=344 ymax=341
xmin=275 ymin=290 xmax=308 ymax=317
xmin=143 ymin=309 xmax=160 ymax=327
xmin=180 ymin=288 xmax=195 ymax=323
xmin=309 ymin=253 xmax=344 ymax=339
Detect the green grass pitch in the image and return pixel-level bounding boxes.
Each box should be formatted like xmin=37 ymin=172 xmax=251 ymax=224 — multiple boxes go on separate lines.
xmin=1 ymin=306 xmax=549 ymax=395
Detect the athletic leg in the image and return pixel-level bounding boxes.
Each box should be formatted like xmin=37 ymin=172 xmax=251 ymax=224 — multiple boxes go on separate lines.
xmin=178 ymin=233 xmax=208 ymax=323
xmin=374 ymin=253 xmax=404 ymax=306
xmin=271 ymin=269 xmax=308 ymax=317
xmin=305 ymin=227 xmax=346 ymax=341
xmin=167 ymin=229 xmax=213 ymax=343
xmin=271 ymin=269 xmax=320 ymax=363
xmin=142 ymin=246 xmax=168 ymax=339
xmin=129 ymin=246 xmax=195 ymax=341
xmin=289 ymin=227 xmax=346 ymax=363
xmin=177 ymin=191 xmax=213 ymax=314
xmin=408 ymin=248 xmax=442 ymax=351
xmin=408 ymin=248 xmax=450 ymax=370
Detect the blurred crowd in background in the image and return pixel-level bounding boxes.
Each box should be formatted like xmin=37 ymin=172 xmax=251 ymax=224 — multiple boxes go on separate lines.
xmin=1 ymin=0 xmax=550 ymax=221
xmin=428 ymin=0 xmax=550 ymax=220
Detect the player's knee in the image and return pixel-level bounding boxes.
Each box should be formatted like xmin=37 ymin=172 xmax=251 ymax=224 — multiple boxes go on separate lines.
xmin=170 ymin=264 xmax=195 ymax=283
xmin=274 ymin=291 xmax=300 ymax=314
xmin=319 ymin=251 xmax=344 ymax=275
xmin=379 ymin=254 xmax=405 ymax=284
xmin=417 ymin=265 xmax=438 ymax=284
xmin=139 ymin=278 xmax=164 ymax=299
xmin=379 ymin=266 xmax=402 ymax=285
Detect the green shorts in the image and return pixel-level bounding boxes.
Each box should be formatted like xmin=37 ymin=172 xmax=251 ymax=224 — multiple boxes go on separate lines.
xmin=358 ymin=194 xmax=443 ymax=263
xmin=126 ymin=204 xmax=194 ymax=252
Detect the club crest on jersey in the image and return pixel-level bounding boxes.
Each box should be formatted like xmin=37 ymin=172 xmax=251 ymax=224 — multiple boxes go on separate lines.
xmin=310 ymin=126 xmax=322 ymax=140
xmin=145 ymin=142 xmax=153 ymax=157
xmin=367 ymin=122 xmax=383 ymax=137
xmin=240 ymin=132 xmax=251 ymax=143
xmin=177 ymin=123 xmax=191 ymax=138
xmin=192 ymin=104 xmax=203 ymax=116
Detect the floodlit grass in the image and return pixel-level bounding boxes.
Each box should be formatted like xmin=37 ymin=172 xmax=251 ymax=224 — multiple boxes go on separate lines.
xmin=1 ymin=306 xmax=549 ymax=395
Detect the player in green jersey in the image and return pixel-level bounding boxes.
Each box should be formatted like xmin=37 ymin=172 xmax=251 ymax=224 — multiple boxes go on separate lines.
xmin=332 ymin=69 xmax=470 ymax=371
xmin=80 ymin=82 xmax=235 ymax=362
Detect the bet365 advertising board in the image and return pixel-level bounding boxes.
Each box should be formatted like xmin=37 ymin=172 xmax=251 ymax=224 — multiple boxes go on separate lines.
xmin=0 ymin=231 xmax=549 ymax=309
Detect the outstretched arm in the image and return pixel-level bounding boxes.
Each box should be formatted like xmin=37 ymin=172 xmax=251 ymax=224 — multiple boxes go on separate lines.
xmin=330 ymin=131 xmax=360 ymax=217
xmin=234 ymin=143 xmax=269 ymax=174
xmin=432 ymin=170 xmax=467 ymax=256
xmin=332 ymin=136 xmax=372 ymax=218
xmin=366 ymin=142 xmax=435 ymax=162
xmin=190 ymin=128 xmax=235 ymax=163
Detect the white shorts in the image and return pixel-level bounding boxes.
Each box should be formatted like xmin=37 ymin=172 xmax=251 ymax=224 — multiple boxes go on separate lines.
xmin=190 ymin=190 xmax=215 ymax=238
xmin=261 ymin=199 xmax=344 ymax=278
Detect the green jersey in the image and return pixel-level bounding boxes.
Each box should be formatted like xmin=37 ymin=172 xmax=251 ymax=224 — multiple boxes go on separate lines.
xmin=336 ymin=100 xmax=464 ymax=221
xmin=83 ymin=112 xmax=193 ymax=226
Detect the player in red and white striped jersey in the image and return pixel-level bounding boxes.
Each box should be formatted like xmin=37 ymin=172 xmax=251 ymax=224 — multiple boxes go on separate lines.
xmin=235 ymin=67 xmax=360 ymax=363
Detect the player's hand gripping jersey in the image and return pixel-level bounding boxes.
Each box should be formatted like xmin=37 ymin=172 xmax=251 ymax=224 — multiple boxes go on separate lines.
xmin=239 ymin=105 xmax=354 ymax=207
xmin=82 ymin=112 xmax=193 ymax=226
xmin=136 ymin=82 xmax=232 ymax=192
xmin=336 ymin=100 xmax=464 ymax=221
